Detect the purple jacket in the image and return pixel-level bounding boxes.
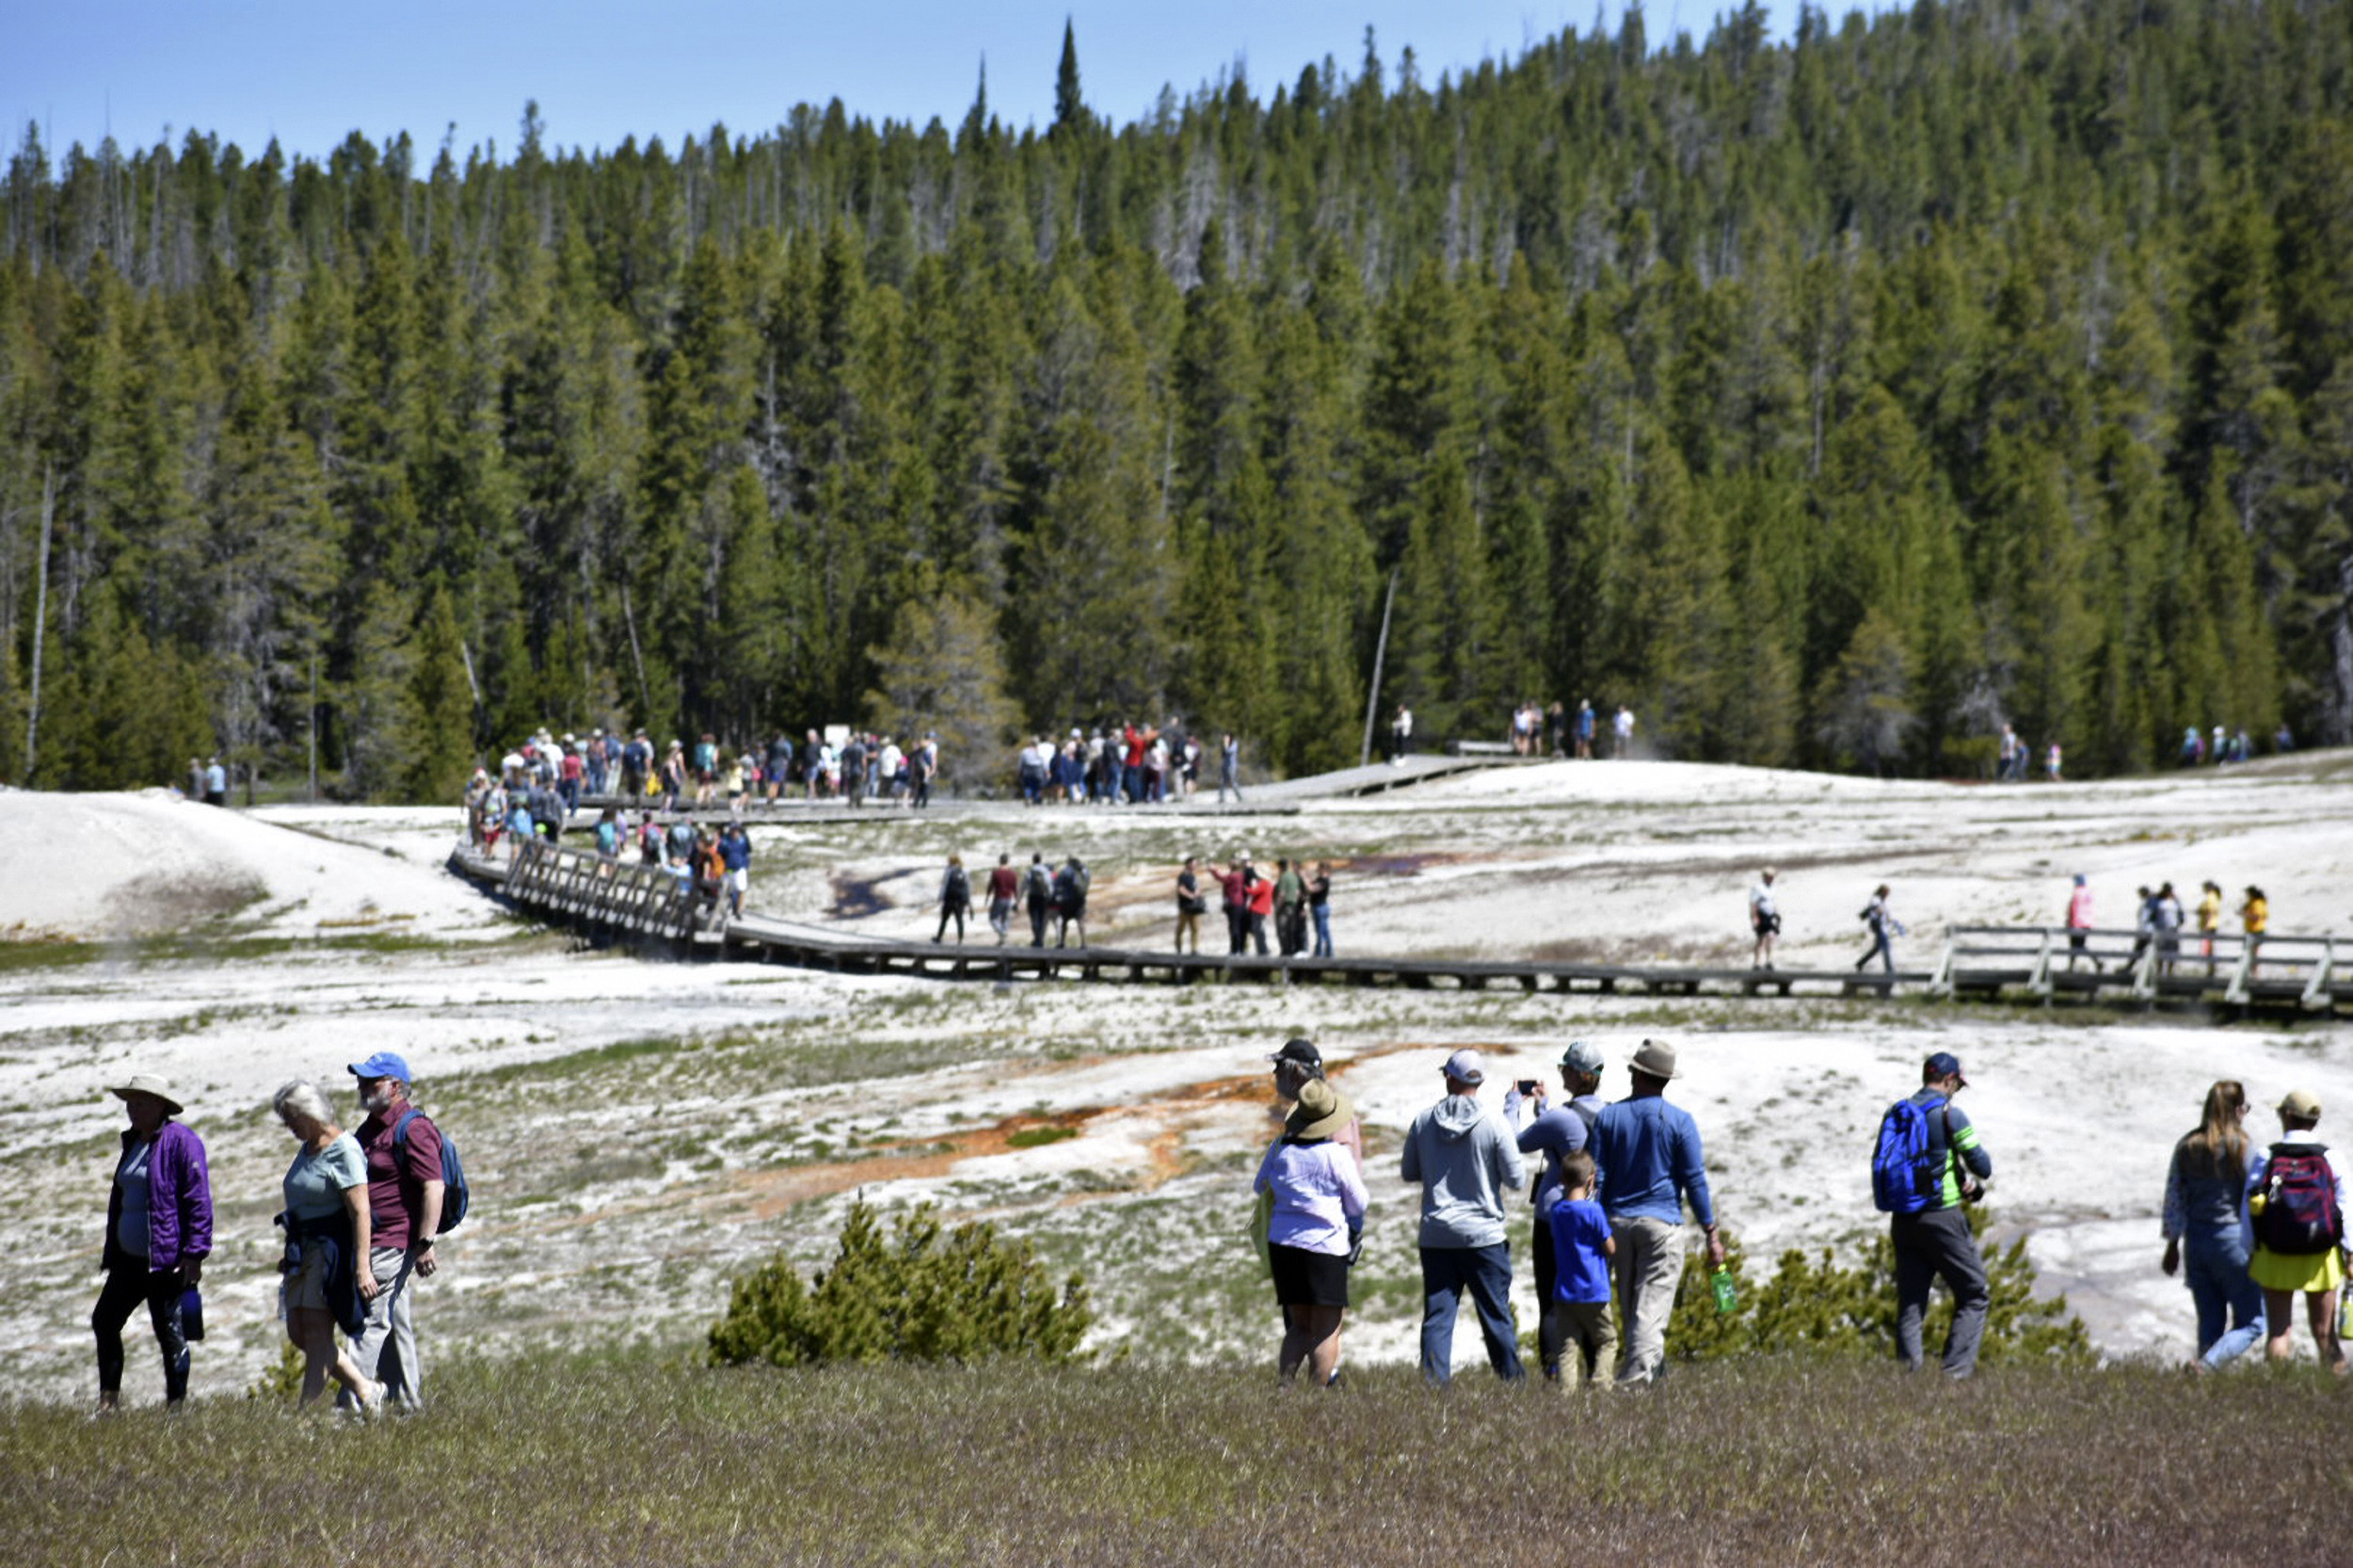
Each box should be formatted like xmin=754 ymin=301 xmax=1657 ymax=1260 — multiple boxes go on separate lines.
xmin=103 ymin=1120 xmax=213 ymax=1272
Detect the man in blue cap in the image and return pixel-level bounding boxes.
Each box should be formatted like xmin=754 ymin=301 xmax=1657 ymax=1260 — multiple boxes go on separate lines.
xmin=1887 ymin=1051 xmax=1992 ymax=1379
xmin=344 ymin=1051 xmax=446 ymax=1412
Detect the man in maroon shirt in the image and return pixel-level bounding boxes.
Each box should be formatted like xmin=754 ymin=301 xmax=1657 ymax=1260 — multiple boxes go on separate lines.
xmin=986 ymin=853 xmax=1021 ymax=945
xmin=343 ymin=1051 xmax=446 ymax=1412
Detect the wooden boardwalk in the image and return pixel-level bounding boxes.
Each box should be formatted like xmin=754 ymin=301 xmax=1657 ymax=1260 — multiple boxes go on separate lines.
xmin=453 ymin=840 xmax=1911 ymax=999
xmin=451 ymin=841 xmax=2353 ymax=1015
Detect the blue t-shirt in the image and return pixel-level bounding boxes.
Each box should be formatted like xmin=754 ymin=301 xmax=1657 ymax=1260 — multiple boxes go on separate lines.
xmin=282 ymin=1133 xmax=366 ymax=1222
xmin=1547 ymin=1196 xmax=1614 ymax=1304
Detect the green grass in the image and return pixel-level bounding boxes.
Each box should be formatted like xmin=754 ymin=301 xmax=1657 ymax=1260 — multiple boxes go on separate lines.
xmin=8 ymin=1351 xmax=2345 ymax=1565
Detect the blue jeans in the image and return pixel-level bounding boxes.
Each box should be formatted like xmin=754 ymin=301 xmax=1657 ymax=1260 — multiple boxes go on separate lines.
xmin=1311 ymin=904 xmax=1333 ymax=957
xmin=2185 ymin=1232 xmax=2265 ymax=1368
xmin=1418 ymin=1242 xmax=1525 ymax=1384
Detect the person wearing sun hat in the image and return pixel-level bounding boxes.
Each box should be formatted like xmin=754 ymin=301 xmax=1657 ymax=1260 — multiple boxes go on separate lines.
xmin=94 ymin=1072 xmax=213 ymax=1412
xmin=2248 ymin=1087 xmax=2348 ymax=1373
xmin=1253 ymin=1077 xmax=1368 ymax=1388
xmin=1400 ymin=1048 xmax=1527 ymax=1384
xmin=1592 ymin=1038 xmax=1725 ymax=1385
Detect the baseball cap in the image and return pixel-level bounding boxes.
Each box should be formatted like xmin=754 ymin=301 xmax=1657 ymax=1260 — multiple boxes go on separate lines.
xmin=1560 ymin=1040 xmax=1605 ymax=1075
xmin=1270 ymin=1038 xmax=1322 ymax=1071
xmin=348 ymin=1051 xmax=414 ymax=1083
xmin=2279 ymin=1088 xmax=2322 ymax=1119
xmin=1442 ymin=1048 xmax=1486 ymax=1086
xmin=1924 ymin=1050 xmax=1967 ymax=1087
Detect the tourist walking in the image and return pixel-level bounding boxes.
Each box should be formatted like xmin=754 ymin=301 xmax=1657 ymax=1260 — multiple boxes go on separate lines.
xmin=2065 ymin=874 xmax=2098 ymax=970
xmin=1253 ymin=1079 xmax=1368 ymax=1389
xmin=986 ymin=853 xmax=1020 ymax=944
xmin=1855 ymin=883 xmax=1903 ymax=973
xmin=2248 ymin=1089 xmax=2347 ymax=1372
xmin=1545 ymin=1149 xmax=1618 ymax=1387
xmin=1872 ymin=1051 xmax=1992 ymax=1379
xmin=1399 ymin=1049 xmax=1526 ymax=1384
xmin=1592 ymin=1038 xmax=1723 ymax=1384
xmin=1218 ymin=733 xmax=1244 ymax=803
xmin=716 ymin=824 xmax=752 ymax=917
xmin=2160 ymin=1080 xmax=2267 ymax=1372
xmin=1052 ymin=856 xmax=1090 ymax=948
xmin=1023 ymin=853 xmax=1054 ymax=947
xmin=340 ymin=1054 xmax=447 ymax=1413
xmin=933 ymin=854 xmax=971 ymax=944
xmin=93 ymin=1073 xmax=211 ymax=1413
xmin=1748 ymin=868 xmax=1780 ymax=969
xmin=271 ymin=1080 xmax=381 ymax=1412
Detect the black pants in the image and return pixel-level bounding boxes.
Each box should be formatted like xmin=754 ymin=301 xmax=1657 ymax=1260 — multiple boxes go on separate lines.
xmin=94 ymin=1263 xmax=190 ymax=1402
xmin=1028 ymin=901 xmax=1049 ymax=946
xmin=1529 ymin=1214 xmax=1562 ymax=1376
xmin=1226 ymin=907 xmax=1248 ymax=954
xmin=1247 ymin=913 xmax=1269 ymax=955
xmin=936 ymin=904 xmax=967 ymax=941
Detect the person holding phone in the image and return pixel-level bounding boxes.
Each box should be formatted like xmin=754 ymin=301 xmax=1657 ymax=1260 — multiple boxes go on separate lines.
xmin=1507 ymin=1042 xmax=1606 ymax=1381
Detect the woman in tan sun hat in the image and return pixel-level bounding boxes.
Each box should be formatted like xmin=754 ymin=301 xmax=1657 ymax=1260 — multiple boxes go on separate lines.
xmin=1252 ymin=1076 xmax=1367 ymax=1389
xmin=95 ymin=1073 xmax=212 ymax=1411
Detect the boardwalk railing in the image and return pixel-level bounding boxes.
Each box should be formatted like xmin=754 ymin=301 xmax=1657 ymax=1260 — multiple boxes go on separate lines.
xmin=1931 ymin=925 xmax=2349 ymax=1009
xmin=465 ymin=838 xmax=712 ymax=941
xmin=442 ymin=846 xmax=2347 ymax=1015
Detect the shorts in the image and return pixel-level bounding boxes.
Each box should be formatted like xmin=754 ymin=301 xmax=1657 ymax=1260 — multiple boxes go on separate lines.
xmin=280 ymin=1246 xmax=331 ymax=1314
xmin=1268 ymin=1242 xmax=1351 ymax=1308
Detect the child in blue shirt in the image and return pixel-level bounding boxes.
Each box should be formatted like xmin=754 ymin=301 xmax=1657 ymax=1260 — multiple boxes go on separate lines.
xmin=1545 ymin=1148 xmax=1618 ymax=1386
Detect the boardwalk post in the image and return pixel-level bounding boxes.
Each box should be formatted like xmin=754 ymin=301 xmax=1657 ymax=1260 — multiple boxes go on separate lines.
xmin=1927 ymin=934 xmax=1956 ymax=998
xmin=2222 ymin=936 xmax=2255 ymax=1006
xmin=2300 ymin=939 xmax=2333 ymax=1011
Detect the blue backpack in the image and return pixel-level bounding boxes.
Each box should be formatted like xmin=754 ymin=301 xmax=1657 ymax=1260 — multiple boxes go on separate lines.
xmin=1870 ymin=1098 xmax=1941 ymax=1214
xmin=393 ymin=1109 xmax=470 ymax=1233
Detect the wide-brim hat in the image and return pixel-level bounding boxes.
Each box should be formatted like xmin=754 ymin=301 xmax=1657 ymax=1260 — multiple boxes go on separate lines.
xmin=108 ymin=1073 xmax=184 ymax=1116
xmin=1287 ymin=1080 xmax=1354 ymax=1141
xmin=1628 ymin=1038 xmax=1678 ymax=1080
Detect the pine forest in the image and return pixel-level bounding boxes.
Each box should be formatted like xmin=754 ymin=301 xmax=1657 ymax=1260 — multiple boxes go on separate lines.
xmin=4 ymin=0 xmax=2350 ymax=801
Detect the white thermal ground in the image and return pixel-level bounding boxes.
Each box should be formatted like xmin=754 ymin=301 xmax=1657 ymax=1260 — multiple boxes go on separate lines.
xmin=5 ymin=755 xmax=2349 ymax=1401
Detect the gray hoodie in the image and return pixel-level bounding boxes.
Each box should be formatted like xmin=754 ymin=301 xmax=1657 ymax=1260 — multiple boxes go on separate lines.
xmin=1400 ymin=1093 xmax=1526 ymax=1248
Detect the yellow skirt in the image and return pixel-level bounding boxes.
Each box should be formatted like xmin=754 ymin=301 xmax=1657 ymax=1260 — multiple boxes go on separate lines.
xmin=2249 ymin=1244 xmax=2347 ymax=1294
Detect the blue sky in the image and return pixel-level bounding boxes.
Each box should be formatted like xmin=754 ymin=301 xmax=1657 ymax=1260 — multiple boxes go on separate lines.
xmin=9 ymin=1 xmax=1881 ymax=164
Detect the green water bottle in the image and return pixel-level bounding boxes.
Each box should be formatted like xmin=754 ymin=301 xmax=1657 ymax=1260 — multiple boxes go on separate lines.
xmin=1711 ymin=1267 xmax=1737 ymax=1315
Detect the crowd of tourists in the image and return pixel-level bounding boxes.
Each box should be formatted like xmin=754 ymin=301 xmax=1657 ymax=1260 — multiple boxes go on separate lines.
xmin=1385 ymin=699 xmax=1640 ymax=763
xmin=89 ymin=1034 xmax=2345 ymax=1413
xmin=1252 ymin=1037 xmax=2346 ymax=1391
xmin=2073 ymin=878 xmax=2275 ymax=975
xmin=92 ymin=1054 xmax=460 ymax=1415
xmin=1013 ymin=721 xmax=1228 ymax=805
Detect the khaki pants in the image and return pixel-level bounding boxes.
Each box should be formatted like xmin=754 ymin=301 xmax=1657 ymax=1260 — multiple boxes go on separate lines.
xmin=1609 ymin=1215 xmax=1685 ymax=1384
xmin=1545 ymin=1298 xmax=1616 ymax=1386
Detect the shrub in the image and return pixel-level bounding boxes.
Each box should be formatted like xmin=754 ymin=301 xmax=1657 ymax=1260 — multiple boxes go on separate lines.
xmin=708 ymin=1200 xmax=1094 ymax=1368
xmin=1667 ymin=1206 xmax=2093 ymax=1366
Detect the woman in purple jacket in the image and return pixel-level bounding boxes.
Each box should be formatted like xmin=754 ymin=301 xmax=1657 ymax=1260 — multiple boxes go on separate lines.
xmin=95 ymin=1072 xmax=212 ymax=1411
